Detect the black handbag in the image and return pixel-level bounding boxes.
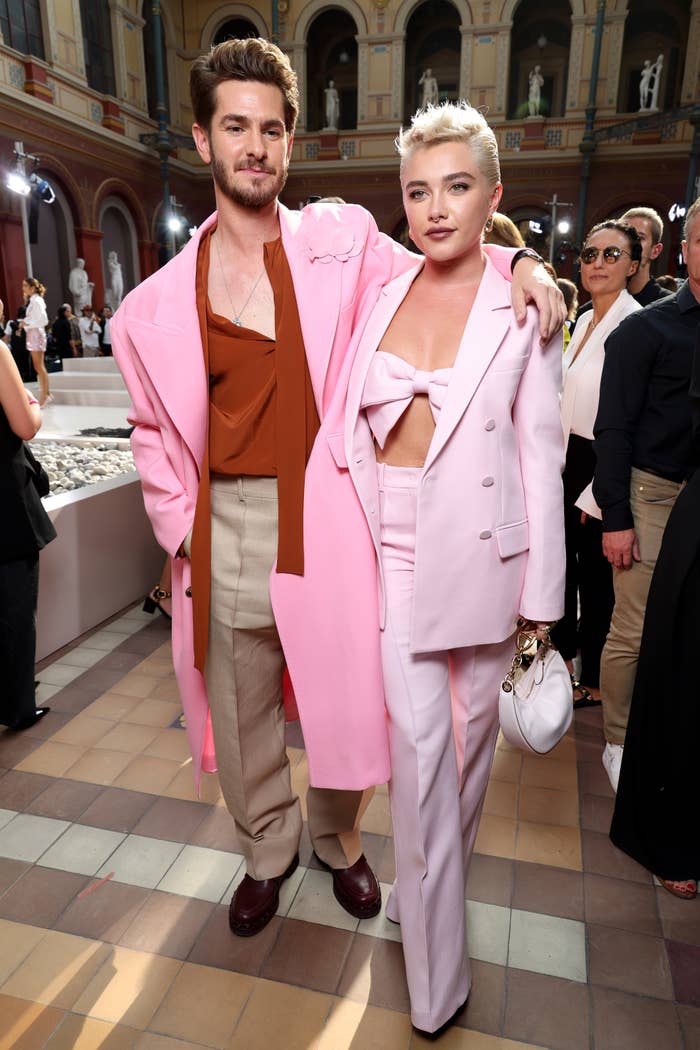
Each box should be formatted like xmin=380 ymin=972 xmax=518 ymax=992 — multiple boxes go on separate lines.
xmin=23 ymin=443 xmax=51 ymax=498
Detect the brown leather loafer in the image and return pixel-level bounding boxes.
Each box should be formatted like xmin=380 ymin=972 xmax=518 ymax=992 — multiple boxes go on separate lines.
xmin=229 ymin=853 xmax=299 ymax=937
xmin=314 ymin=852 xmax=381 ymax=919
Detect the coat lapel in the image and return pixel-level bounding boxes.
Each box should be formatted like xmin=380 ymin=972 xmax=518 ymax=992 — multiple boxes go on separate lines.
xmin=424 ymin=256 xmax=511 ymax=472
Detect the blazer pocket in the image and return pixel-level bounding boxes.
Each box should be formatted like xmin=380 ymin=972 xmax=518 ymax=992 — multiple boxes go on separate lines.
xmin=326 ymin=432 xmax=348 ymax=470
xmin=495 ymin=520 xmax=529 ymax=558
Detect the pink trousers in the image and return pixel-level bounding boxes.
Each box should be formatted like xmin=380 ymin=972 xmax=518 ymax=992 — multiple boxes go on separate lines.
xmin=377 ymin=463 xmax=514 ymax=1032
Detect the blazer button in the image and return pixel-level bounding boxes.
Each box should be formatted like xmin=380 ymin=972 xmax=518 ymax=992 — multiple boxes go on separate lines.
xmin=185 ymin=586 xmax=192 ymax=597
xmin=485 ymin=419 xmax=496 ymax=431
xmin=482 ymin=476 xmax=495 ymax=487
xmin=479 ymin=530 xmax=492 ymax=540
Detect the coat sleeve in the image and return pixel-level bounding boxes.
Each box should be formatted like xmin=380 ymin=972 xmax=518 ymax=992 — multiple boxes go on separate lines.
xmin=512 ymin=316 xmax=566 ymax=622
xmin=111 ymin=309 xmax=195 ymax=557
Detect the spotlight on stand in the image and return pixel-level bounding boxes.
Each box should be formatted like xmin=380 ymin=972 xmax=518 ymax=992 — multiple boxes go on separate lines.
xmin=30 ymin=174 xmax=55 ymax=204
xmin=6 ymin=171 xmax=31 ymax=196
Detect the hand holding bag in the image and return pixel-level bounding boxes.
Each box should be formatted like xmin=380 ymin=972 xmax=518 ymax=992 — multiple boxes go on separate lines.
xmin=499 ymin=623 xmax=573 ymax=754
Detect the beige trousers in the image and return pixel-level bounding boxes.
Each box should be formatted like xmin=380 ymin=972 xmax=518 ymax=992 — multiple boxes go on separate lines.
xmin=205 ymin=475 xmax=368 ymax=880
xmin=601 ymin=468 xmax=680 ymax=745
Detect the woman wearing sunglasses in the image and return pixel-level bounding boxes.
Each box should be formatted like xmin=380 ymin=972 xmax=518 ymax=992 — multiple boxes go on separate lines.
xmin=553 ymin=221 xmax=642 ymax=709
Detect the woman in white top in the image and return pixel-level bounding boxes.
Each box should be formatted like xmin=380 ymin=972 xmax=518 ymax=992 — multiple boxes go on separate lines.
xmin=551 ymin=221 xmax=642 ymax=707
xmin=20 ymin=277 xmax=50 ymax=406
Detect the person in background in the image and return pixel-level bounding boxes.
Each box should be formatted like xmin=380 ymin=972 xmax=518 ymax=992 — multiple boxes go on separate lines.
xmin=51 ymin=304 xmax=73 ymax=360
xmin=3 ymin=305 xmax=30 ymax=380
xmin=99 ymin=305 xmax=113 ymax=356
xmin=0 ymin=298 xmax=56 ymax=731
xmin=483 ymin=210 xmax=525 ymax=249
xmin=656 ymin=274 xmax=678 ymax=293
xmin=20 ymin=277 xmax=50 ymax=406
xmin=63 ymin=303 xmax=82 ymax=357
xmin=79 ymin=304 xmax=101 ymax=357
xmin=552 ymin=221 xmax=642 ymax=710
xmin=557 ymin=277 xmax=579 ymax=348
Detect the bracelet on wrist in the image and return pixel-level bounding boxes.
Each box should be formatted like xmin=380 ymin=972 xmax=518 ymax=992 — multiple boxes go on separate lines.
xmin=510 ymin=248 xmax=544 ymax=273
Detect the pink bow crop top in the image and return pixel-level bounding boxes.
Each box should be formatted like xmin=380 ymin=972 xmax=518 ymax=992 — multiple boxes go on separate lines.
xmin=360 ymin=351 xmax=453 ymax=448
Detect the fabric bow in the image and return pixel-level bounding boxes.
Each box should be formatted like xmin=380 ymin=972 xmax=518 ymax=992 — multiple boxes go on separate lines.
xmin=302 ymin=225 xmax=359 ymax=263
xmin=362 ymin=351 xmax=452 ymax=448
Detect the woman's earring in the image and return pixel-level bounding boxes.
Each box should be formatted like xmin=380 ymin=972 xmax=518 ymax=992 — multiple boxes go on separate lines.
xmin=484 ymin=214 xmax=494 ymax=234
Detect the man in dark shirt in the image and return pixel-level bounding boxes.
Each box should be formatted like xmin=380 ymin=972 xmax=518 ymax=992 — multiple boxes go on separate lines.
xmin=593 ymin=197 xmax=700 ymax=791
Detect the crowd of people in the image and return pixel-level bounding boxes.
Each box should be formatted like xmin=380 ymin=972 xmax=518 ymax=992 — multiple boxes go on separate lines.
xmin=1 ymin=33 xmax=698 ymax=1039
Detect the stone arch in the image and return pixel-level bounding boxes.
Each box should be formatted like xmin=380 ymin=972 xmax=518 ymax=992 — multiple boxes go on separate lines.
xmin=499 ymin=0 xmax=583 ymax=21
xmin=200 ymin=4 xmax=269 ymax=47
xmin=92 ymin=179 xmax=149 ymax=242
xmin=293 ymin=0 xmax=367 ymax=45
xmin=33 ymin=156 xmax=89 ymax=229
xmin=393 ymin=0 xmax=473 ymax=35
xmin=98 ymin=194 xmax=142 ymax=300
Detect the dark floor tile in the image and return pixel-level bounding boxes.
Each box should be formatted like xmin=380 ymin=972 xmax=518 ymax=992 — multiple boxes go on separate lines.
xmin=16 ymin=710 xmax=74 ymax=741
xmin=454 ymin=960 xmax=505 ymax=1036
xmin=678 ymin=1005 xmax=700 ymax=1050
xmin=0 ymin=857 xmax=30 ymax=895
xmin=46 ymin=684 xmax=97 ymax=714
xmin=337 ymin=933 xmax=410 ymax=1015
xmin=466 ymin=854 xmax=514 ymax=908
xmin=188 ymin=904 xmax=282 ymax=975
xmin=79 ymin=786 xmax=156 ymax=833
xmin=261 ymin=916 xmax=353 ymax=993
xmin=188 ymin=805 xmax=240 ymax=851
xmin=25 ymin=779 xmax=103 ymax=822
xmin=588 ymin=923 xmax=673 ymax=999
xmin=55 ymin=879 xmax=150 ymax=941
xmin=657 ymin=888 xmax=700 ymax=947
xmin=503 ymin=969 xmax=590 ymax=1050
xmin=94 ymin=651 xmax=146 ymax=673
xmin=0 ymin=770 xmax=55 ymax=810
xmin=573 ymin=706 xmax=605 ymax=734
xmin=584 ymin=873 xmax=661 ymax=936
xmin=667 ymin=941 xmax=700 ymax=1007
xmin=376 ymin=836 xmax=396 ymax=886
xmin=69 ymin=667 xmax=127 ymax=694
xmin=512 ymin=861 xmax=583 ymax=921
xmin=297 ymin=823 xmax=314 ymax=868
xmin=575 ymin=737 xmax=605 ymax=764
xmin=0 ymin=866 xmax=87 ymax=927
xmin=591 ymin=986 xmax=683 ymax=1050
xmin=582 ymin=830 xmax=652 ymax=883
xmin=132 ymin=797 xmax=209 ymax=842
xmin=118 ymin=630 xmax=170 ymax=656
xmin=358 ymin=831 xmax=388 ymax=877
xmin=118 ymin=889 xmax=214 ymax=959
xmin=577 ymin=761 xmax=615 ymax=799
xmin=0 ymin=732 xmax=42 ymax=768
xmin=580 ymin=792 xmax=615 ymax=834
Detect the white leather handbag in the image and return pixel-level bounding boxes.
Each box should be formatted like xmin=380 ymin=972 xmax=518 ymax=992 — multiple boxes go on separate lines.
xmin=499 ymin=628 xmax=573 ymax=755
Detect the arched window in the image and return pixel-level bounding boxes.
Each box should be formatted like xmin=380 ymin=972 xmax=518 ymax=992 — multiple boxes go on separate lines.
xmin=99 ymin=196 xmax=140 ymax=304
xmin=306 ymin=9 xmax=359 ymax=132
xmin=79 ymin=0 xmax=116 ymax=96
xmin=508 ymin=0 xmax=571 ymax=119
xmin=213 ymin=18 xmax=260 ymax=44
xmin=404 ymin=1 xmax=461 ymax=121
xmin=0 ymin=0 xmax=45 ymax=59
xmin=143 ymin=0 xmax=169 ymax=120
xmin=618 ymin=0 xmax=688 ymax=113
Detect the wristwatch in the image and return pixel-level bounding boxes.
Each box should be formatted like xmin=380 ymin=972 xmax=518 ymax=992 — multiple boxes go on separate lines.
xmin=510 ymin=248 xmax=544 ymax=272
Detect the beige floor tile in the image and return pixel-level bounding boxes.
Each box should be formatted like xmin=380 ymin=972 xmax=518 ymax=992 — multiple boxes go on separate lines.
xmin=111 ymin=674 xmax=164 ymax=700
xmin=135 ymin=1035 xmax=210 ymax=1050
xmin=72 ymin=946 xmax=182 ymax=1030
xmin=361 ymin=792 xmax=393 ymax=837
xmin=490 ymin=750 xmax=523 ymax=784
xmin=318 ymin=1000 xmax=412 ymax=1050
xmin=547 ymin=734 xmax=577 ymax=763
xmin=411 ymin=1029 xmax=543 ymax=1049
xmin=0 ymin=920 xmax=46 ymax=986
xmin=150 ymin=962 xmax=252 ymax=1048
xmin=44 ymin=1014 xmax=139 ymax=1049
xmin=147 ymin=680 xmax=182 ymax=703
xmin=130 ymin=659 xmax=174 ymax=680
xmin=15 ymin=742 xmax=85 ymax=778
xmin=0 ymin=993 xmax=64 ymax=1050
xmin=286 ymin=746 xmax=306 ymax=769
xmin=83 ymin=694 xmax=142 ymax=722
xmin=165 ymin=765 xmax=222 ymax=805
xmin=2 ymin=930 xmax=110 ymax=1010
xmin=113 ymin=756 xmax=181 ymax=795
xmin=230 ymin=979 xmax=331 ymax=1050
xmin=52 ymin=716 xmax=115 ymax=748
xmin=495 ymin=731 xmax=522 ymax=754
xmin=126 ymin=701 xmax=183 ymax=729
xmin=64 ymin=749 xmax=134 ymax=786
xmin=95 ymin=724 xmax=161 ymax=754
xmin=515 ymin=821 xmax=582 ymax=871
xmin=520 ymin=756 xmax=578 ymax=792
xmin=473 ymin=815 xmax=517 ymax=859
xmin=483 ymin=780 xmax=519 ymax=820
xmin=518 ymin=786 xmax=579 ymax=828
xmin=143 ymin=730 xmax=192 ymax=762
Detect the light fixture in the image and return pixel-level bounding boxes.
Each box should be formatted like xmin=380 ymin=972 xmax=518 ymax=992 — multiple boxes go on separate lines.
xmin=167 ymin=215 xmax=184 ymax=232
xmin=557 ymin=219 xmax=571 ymax=234
xmin=537 ymin=35 xmax=547 ymax=49
xmin=529 ymin=219 xmax=543 ymax=234
xmin=338 ymin=49 xmax=350 ymax=64
xmin=30 ymin=174 xmax=55 ymax=204
xmin=6 ymin=171 xmax=31 ymax=196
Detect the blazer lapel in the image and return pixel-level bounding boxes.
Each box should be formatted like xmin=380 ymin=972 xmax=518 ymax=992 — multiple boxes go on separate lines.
xmin=424 ymin=256 xmax=511 ymax=472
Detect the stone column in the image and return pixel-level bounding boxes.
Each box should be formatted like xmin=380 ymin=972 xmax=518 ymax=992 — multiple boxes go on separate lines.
xmin=391 ymin=33 xmax=404 ymax=123
xmin=459 ymin=25 xmax=473 ymax=102
xmin=109 ymin=0 xmax=128 ymax=100
xmin=357 ymin=36 xmax=369 ymax=124
xmin=681 ymin=0 xmax=700 ymax=105
xmin=286 ymin=44 xmax=307 ymax=131
xmin=603 ymin=10 xmax=627 ymax=112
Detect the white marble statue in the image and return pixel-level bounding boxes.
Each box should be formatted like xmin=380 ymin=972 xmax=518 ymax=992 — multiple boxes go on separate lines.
xmin=106 ymin=251 xmax=124 ymax=310
xmin=68 ymin=257 xmax=94 ymax=312
xmin=324 ymin=81 xmax=340 ymax=130
xmin=649 ymin=54 xmax=663 ymax=111
xmin=528 ymin=66 xmax=544 ymax=116
xmin=640 ymin=55 xmax=663 ymax=111
xmin=419 ymin=68 xmax=439 ymax=108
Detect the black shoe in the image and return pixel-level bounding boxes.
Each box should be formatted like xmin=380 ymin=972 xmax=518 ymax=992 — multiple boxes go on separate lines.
xmin=143 ymin=586 xmax=172 ymax=622
xmin=13 ymin=707 xmax=50 ymax=731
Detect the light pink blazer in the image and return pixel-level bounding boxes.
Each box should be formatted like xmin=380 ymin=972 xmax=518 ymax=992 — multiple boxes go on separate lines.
xmin=111 ymin=204 xmax=520 ymax=791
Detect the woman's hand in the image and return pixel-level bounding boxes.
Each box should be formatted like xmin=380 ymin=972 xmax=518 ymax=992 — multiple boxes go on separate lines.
xmin=518 ymin=618 xmax=557 ymax=643
xmin=511 ymin=260 xmax=567 ymax=344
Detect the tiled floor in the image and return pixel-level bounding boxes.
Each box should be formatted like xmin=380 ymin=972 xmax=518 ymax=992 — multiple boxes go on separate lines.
xmin=0 ymin=610 xmax=698 ymax=1048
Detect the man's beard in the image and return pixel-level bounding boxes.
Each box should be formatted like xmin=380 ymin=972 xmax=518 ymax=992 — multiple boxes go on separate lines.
xmin=211 ymin=151 xmax=288 ymax=210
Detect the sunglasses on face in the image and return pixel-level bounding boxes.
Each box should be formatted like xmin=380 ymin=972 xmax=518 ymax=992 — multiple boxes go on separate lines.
xmin=578 ymin=245 xmax=632 ymax=265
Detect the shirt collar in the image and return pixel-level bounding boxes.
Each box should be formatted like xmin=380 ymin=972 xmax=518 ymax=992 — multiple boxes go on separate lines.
xmin=677 ymin=280 xmax=700 ymax=313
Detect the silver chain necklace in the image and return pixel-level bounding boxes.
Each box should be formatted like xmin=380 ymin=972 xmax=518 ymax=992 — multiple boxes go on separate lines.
xmin=214 ymin=231 xmax=265 ymax=327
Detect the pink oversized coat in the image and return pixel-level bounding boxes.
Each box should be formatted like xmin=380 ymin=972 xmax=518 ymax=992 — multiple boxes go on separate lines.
xmin=111 ymin=204 xmax=520 ymax=791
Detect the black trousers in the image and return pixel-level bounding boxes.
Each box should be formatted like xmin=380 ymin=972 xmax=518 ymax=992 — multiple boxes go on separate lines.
xmin=551 ymin=435 xmax=614 ymax=688
xmin=0 ymin=555 xmax=39 ymax=728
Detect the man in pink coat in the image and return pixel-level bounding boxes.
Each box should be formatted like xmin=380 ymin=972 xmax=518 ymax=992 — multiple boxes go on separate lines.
xmin=112 ymin=37 xmax=563 ymax=938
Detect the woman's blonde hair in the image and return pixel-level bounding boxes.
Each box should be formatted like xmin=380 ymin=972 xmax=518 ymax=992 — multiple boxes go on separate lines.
xmin=396 ymin=101 xmax=501 ymax=190
xmin=24 ymin=277 xmax=46 ymax=298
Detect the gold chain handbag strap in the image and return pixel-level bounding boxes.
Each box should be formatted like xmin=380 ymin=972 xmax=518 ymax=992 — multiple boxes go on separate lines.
xmin=501 ymin=618 xmax=555 ymax=694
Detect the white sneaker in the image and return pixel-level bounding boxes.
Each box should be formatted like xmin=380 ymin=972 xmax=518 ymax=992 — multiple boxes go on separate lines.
xmin=602 ymin=742 xmax=623 ymax=793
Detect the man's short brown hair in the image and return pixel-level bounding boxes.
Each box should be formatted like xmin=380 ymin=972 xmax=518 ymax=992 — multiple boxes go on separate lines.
xmin=190 ymin=37 xmax=299 ymax=134
xmin=621 ymin=206 xmax=664 ymax=246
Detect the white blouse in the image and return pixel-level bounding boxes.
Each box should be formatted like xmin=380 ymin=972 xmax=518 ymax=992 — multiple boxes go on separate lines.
xmin=24 ymin=293 xmax=49 ymax=331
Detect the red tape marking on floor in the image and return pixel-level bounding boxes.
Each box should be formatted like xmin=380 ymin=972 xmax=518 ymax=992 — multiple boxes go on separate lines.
xmin=77 ymin=871 xmax=115 ymax=898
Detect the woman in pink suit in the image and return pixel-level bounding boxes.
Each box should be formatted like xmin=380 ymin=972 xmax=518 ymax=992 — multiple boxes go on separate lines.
xmin=344 ymin=103 xmax=566 ymax=1034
